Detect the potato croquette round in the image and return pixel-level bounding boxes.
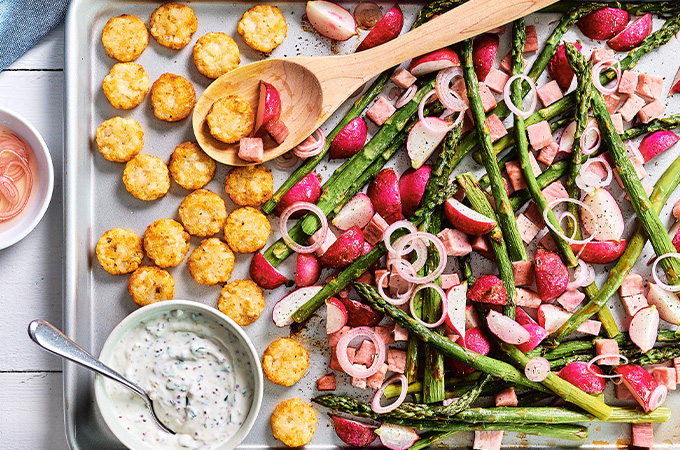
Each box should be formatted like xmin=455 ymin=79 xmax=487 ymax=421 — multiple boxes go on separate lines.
xmin=150 ymin=3 xmax=197 ymax=49
xmin=95 ymin=228 xmax=144 ymax=275
xmin=128 ymin=266 xmax=175 ymax=306
xmin=217 ymin=279 xmax=264 ymax=326
xmin=101 ymin=14 xmax=149 ymax=62
xmin=206 ymin=95 xmax=254 ymax=144
xmin=271 ymin=398 xmax=317 ymax=447
xmin=263 ymin=338 xmax=309 ymax=386
xmin=193 ymin=32 xmax=240 ymax=79
xmin=224 ymin=207 xmax=271 ymax=253
xmin=188 ymin=238 xmax=235 ymax=285
xmin=143 ymin=218 xmax=190 ymax=268
xmin=123 ymin=154 xmax=170 ymax=201
xmin=169 ymin=142 xmax=216 ymax=190
xmin=150 ymin=73 xmax=196 ymax=122
xmin=238 ymin=5 xmax=287 ymax=53
xmin=96 ymin=117 xmax=144 ymax=163
xmin=102 ymin=62 xmax=150 ymax=109
xmin=178 ymin=189 xmax=227 ymax=237
xmin=224 ymin=165 xmax=273 ymax=207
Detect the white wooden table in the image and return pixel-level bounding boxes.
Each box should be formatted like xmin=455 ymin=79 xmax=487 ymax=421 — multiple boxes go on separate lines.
xmin=0 ymin=24 xmax=71 ymax=449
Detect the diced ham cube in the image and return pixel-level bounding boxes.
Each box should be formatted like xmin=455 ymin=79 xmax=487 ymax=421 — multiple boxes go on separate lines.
xmin=616 ymin=381 xmax=634 ymax=400
xmin=591 ymin=48 xmax=615 ymax=64
xmin=505 ymin=161 xmax=527 ymax=191
xmin=363 ymin=213 xmax=389 ymax=245
xmin=524 ymin=202 xmax=543 ymax=226
xmin=486 ymin=114 xmax=507 ymax=143
xmin=389 ymin=272 xmax=410 ymax=297
xmin=653 ymin=367 xmax=677 ymax=390
xmin=367 ymin=96 xmax=396 ymax=126
xmin=330 ymin=346 xmax=356 ymax=371
xmin=494 ymin=387 xmax=518 ymax=407
xmin=374 ymin=269 xmax=389 ymax=288
xmin=470 ymin=235 xmax=495 ymax=260
xmin=556 ymin=289 xmax=585 ymax=312
xmin=595 ymin=339 xmax=620 ymax=365
xmin=264 ymin=119 xmax=290 ymax=144
xmin=538 ymin=141 xmax=560 ymax=166
xmin=673 ymin=199 xmax=680 ymax=221
xmin=537 ymin=80 xmax=563 ymax=107
xmin=620 ymin=273 xmax=644 ymax=297
xmin=542 ymin=180 xmax=569 ymax=204
xmin=529 ymin=152 xmax=542 ymax=176
xmin=516 ymin=288 xmax=542 ymax=308
xmin=317 ymin=373 xmax=336 ymax=391
xmin=611 ymin=113 xmax=624 ymax=134
xmin=328 ymin=326 xmax=351 ymax=347
xmin=441 ymin=273 xmax=460 ymax=290
xmin=485 ymin=67 xmax=510 ymax=93
xmin=500 ymin=52 xmax=512 ymax=73
xmin=524 ymin=25 xmax=538 ymax=52
xmin=618 ymin=94 xmax=646 ymax=122
xmin=452 ymin=78 xmax=469 ymax=105
xmin=366 ymin=363 xmax=389 ymax=389
xmin=638 ymin=99 xmax=665 ymax=124
xmin=479 ymin=83 xmax=497 ymax=113
xmin=354 ymin=340 xmax=376 ymax=367
xmin=394 ymin=323 xmax=409 ymax=341
xmin=466 ymin=304 xmax=482 ymax=329
xmin=512 ymin=260 xmax=534 ymax=286
xmin=387 ymin=348 xmax=407 ymax=374
xmin=516 ymin=214 xmax=541 ymax=244
xmin=462 ymin=112 xmax=474 ymax=134
xmin=618 ymin=71 xmax=638 ymax=95
xmin=390 ymin=68 xmax=417 ymax=89
xmin=636 ymin=73 xmax=664 ymax=100
xmin=577 ymin=319 xmax=601 ymax=336
xmin=473 ymin=430 xmax=504 ymax=450
xmin=351 ymin=372 xmax=367 ymax=389
xmin=527 ymin=120 xmax=554 ymax=150
xmin=621 ymin=293 xmax=648 ymax=317
xmin=631 ymin=423 xmax=654 ymax=449
xmin=604 ymin=93 xmax=621 ymax=114
xmin=238 ymin=137 xmax=264 ymax=163
xmin=539 ymin=232 xmax=558 ymax=252
xmin=438 ymin=228 xmax=472 ymax=256
xmin=309 ymin=228 xmax=337 ymax=257
xmin=375 ymin=325 xmax=395 ymax=345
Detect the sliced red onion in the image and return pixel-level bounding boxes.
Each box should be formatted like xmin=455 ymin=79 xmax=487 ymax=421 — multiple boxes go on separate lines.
xmin=279 ymin=202 xmax=328 ymax=254
xmin=336 ymin=326 xmax=387 ymax=378
xmin=392 ymin=234 xmax=428 ymax=272
xmin=409 ymin=283 xmax=448 ymax=328
xmin=503 ymin=74 xmax=537 ymax=119
xmin=0 ymin=152 xmax=32 ymax=221
xmin=592 ymin=59 xmax=621 ymax=95
xmin=371 ymin=374 xmax=407 ymax=413
xmin=0 ymin=147 xmax=30 ymax=181
xmin=395 ymin=85 xmax=417 ymax=109
xmin=587 ymin=354 xmax=628 ymax=379
xmin=580 ymin=123 xmax=601 ymax=156
xmin=567 ymin=259 xmax=590 ymax=289
xmin=576 ymin=157 xmax=613 ymax=195
xmin=525 ymin=357 xmax=550 ymax=382
xmin=383 ymin=220 xmax=417 ymax=255
xmin=274 ymin=152 xmax=299 ymax=169
xmin=377 ymin=270 xmax=413 ymax=306
xmin=557 ymin=210 xmax=579 ymax=241
xmin=652 ymin=253 xmax=680 ymax=293
xmin=435 ymin=67 xmax=467 ymax=112
xmin=394 ymin=232 xmax=447 ymax=284
xmin=418 ymin=90 xmax=448 ymax=133
xmin=439 ymin=108 xmax=465 ymax=130
xmin=293 ymin=128 xmax=326 ymax=158
xmin=544 ymin=198 xmax=599 ymax=246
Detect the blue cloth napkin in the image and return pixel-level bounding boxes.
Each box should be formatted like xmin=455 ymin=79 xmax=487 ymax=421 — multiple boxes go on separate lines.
xmin=0 ymin=0 xmax=69 ymax=71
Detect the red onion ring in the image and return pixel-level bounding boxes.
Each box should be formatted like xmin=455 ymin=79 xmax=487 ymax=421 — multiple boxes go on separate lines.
xmin=567 ymin=259 xmax=589 ymax=289
xmin=0 ymin=133 xmax=29 ymax=161
xmin=0 ymin=154 xmax=32 ymax=221
xmin=336 ymin=326 xmax=387 ymax=378
xmin=279 ymin=202 xmax=328 ymax=254
xmin=0 ymin=148 xmax=29 ymax=180
xmin=395 ymin=85 xmax=416 ymax=109
xmin=274 ymin=152 xmax=299 ymax=169
xmin=587 ymin=354 xmax=628 ymax=379
xmin=652 ymin=253 xmax=680 ymax=292
xmin=293 ymin=129 xmax=326 ymax=158
xmin=543 ymin=198 xmax=599 ymax=246
xmin=383 ymin=220 xmax=418 ymax=255
xmin=592 ymin=59 xmax=621 ymax=95
xmin=503 ymin=74 xmax=537 ymax=119
xmin=392 ymin=234 xmax=428 ymax=272
xmin=580 ymin=123 xmax=601 ymax=156
xmin=577 ymin=157 xmax=613 ymax=195
xmin=435 ymin=67 xmax=467 ymax=112
xmin=393 ymin=232 xmax=447 ymax=284
xmin=525 ymin=357 xmax=550 ymax=382
xmin=556 ymin=211 xmax=579 ymax=241
xmin=377 ymin=270 xmax=413 ymax=306
xmin=372 ymin=374 xmax=407 ymax=413
xmin=409 ymin=283 xmax=448 ymax=328
xmin=418 ymin=89 xmax=463 ymax=133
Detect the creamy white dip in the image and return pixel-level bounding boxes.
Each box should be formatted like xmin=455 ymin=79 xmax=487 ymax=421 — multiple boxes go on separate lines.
xmin=105 ymin=309 xmax=255 ymax=449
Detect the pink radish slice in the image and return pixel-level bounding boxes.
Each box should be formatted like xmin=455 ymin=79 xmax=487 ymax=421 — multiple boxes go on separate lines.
xmin=514 ymin=307 xmax=537 ymax=326
xmin=330 ymin=416 xmax=377 ymax=447
xmin=646 ymin=283 xmax=680 ymax=325
xmin=375 ymin=423 xmax=420 ymax=450
xmin=254 ymin=81 xmax=281 ymax=134
xmin=295 ymin=253 xmax=321 ymax=287
xmin=580 ymin=188 xmax=624 ymax=241
xmin=443 ymin=198 xmax=497 ymax=235
xmin=249 ymin=252 xmax=290 ymax=289
xmin=306 ymin=1 xmax=357 ymax=41
xmin=671 ymin=67 xmax=680 ymax=95
xmin=332 ymin=193 xmax=374 ymax=230
xmin=326 ymin=297 xmax=348 ymax=334
xmin=558 ymin=121 xmax=577 ymax=153
xmin=409 ymin=48 xmax=460 ymax=77
xmin=486 ymin=310 xmax=530 ymax=344
xmin=445 ymin=282 xmax=467 ymax=341
xmin=557 ymin=361 xmax=606 ymax=394
xmin=407 ymin=117 xmax=449 ymax=169
xmin=340 ymin=297 xmax=384 ymax=327
xmin=638 ymin=130 xmax=679 ymax=162
xmin=272 ymin=285 xmax=323 ymax=327
xmin=615 ymin=364 xmax=667 ymax=412
xmin=608 ymin=13 xmax=652 ymax=52
xmin=629 ymin=305 xmax=659 ymax=353
xmin=525 ymin=357 xmax=550 ymax=382
xmin=516 ymin=323 xmax=549 ymax=353
xmin=355 ymin=4 xmax=404 ymax=52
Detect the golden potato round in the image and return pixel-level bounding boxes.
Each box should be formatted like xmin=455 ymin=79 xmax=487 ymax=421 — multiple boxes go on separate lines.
xmin=102 ymin=62 xmax=150 ymax=109
xmin=263 ymin=338 xmax=309 ymax=387
xmin=271 ymin=397 xmax=317 ymax=447
xmin=238 ymin=5 xmax=287 ymax=53
xmin=178 ymin=189 xmax=227 ymax=237
xmin=95 ymin=228 xmax=144 ymax=275
xmin=169 ymin=142 xmax=216 ymax=190
xmin=123 ymin=154 xmax=170 ymax=201
xmin=150 ymin=73 xmax=196 ymax=122
xmin=224 ymin=164 xmax=273 ymax=207
xmin=217 ymin=279 xmax=264 ymax=325
xmin=188 ymin=238 xmax=235 ymax=285
xmin=206 ymin=95 xmax=254 ymax=144
xmin=96 ymin=117 xmax=144 ymax=163
xmin=149 ymin=3 xmax=198 ymax=49
xmin=224 ymin=206 xmax=271 ymax=253
xmin=128 ymin=266 xmax=175 ymax=306
xmin=193 ymin=32 xmax=240 ymax=79
xmin=143 ymin=218 xmax=190 ymax=268
xmin=101 ymin=14 xmax=149 ymax=62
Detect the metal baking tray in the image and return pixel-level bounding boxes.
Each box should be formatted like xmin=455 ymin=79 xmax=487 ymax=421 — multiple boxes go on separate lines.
xmin=64 ymin=1 xmax=680 ymax=448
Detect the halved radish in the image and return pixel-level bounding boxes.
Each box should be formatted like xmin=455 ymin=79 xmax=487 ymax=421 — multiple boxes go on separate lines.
xmin=254 ymin=81 xmax=281 ymax=134
xmin=355 ymin=4 xmax=404 ymax=52
xmin=445 ymin=281 xmax=467 ymax=341
xmin=580 ymin=188 xmax=624 ymax=241
xmin=367 ymin=169 xmax=402 ymax=224
xmin=608 ymin=14 xmax=652 ymax=52
xmin=638 ymin=130 xmax=679 ymax=162
xmin=406 ymin=117 xmax=449 ymax=169
xmin=399 ymin=165 xmax=431 ymax=218
xmin=615 ymin=364 xmax=667 ymax=412
xmin=326 ymin=297 xmax=349 ymax=334
xmin=332 ymin=193 xmax=374 ymax=230
xmin=408 ymin=48 xmax=460 ymax=77
xmin=558 ymin=121 xmax=577 ymax=153
xmin=629 ymin=305 xmax=659 ymax=352
xmin=331 ymin=416 xmax=377 ymax=447
xmin=671 ymin=67 xmax=680 ymax=96
xmin=306 ymin=1 xmax=357 ymax=41
xmin=570 ymin=239 xmax=626 ymax=264
xmin=296 ymin=253 xmax=321 ymax=287
xmin=487 ymin=310 xmax=530 ymax=344
xmin=340 ymin=297 xmax=384 ymax=327
xmin=557 ymin=361 xmax=606 ymax=394
xmin=646 ymin=283 xmax=680 ymax=325
xmin=577 ymin=7 xmax=629 ymax=40
xmin=444 ymin=198 xmax=497 ymax=235
xmin=516 ymin=323 xmax=549 ymax=353
xmin=329 ymin=117 xmax=368 ymax=159
xmin=250 ymin=252 xmax=290 ymax=289
xmin=472 ymin=34 xmax=499 ymax=81
xmin=273 ymin=285 xmax=323 ymax=327
xmin=375 ymin=423 xmax=419 ymax=450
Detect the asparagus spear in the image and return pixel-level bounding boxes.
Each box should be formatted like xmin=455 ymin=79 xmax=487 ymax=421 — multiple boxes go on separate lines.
xmin=411 ymin=0 xmax=470 ymax=28
xmin=625 ymin=345 xmax=680 ymax=366
xmin=621 ymin=115 xmax=680 ymax=140
xmin=400 ymin=421 xmax=588 ymax=441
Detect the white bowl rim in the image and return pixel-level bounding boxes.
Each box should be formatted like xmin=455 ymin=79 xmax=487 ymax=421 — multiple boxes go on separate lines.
xmin=94 ymin=300 xmax=264 ymax=450
xmin=0 ymin=106 xmax=54 ymax=250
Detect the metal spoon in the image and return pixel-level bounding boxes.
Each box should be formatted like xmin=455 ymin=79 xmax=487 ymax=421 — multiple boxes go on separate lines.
xmin=27 ymin=319 xmax=175 ymax=435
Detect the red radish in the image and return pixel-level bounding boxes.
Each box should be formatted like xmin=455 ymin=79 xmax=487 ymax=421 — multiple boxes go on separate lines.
xmin=638 ymin=130 xmax=679 ymax=162
xmin=577 ymin=7 xmax=629 ymax=40
xmin=670 ymin=67 xmax=680 ymax=95
xmin=408 ymin=48 xmax=460 ymax=77
xmin=487 ymin=310 xmax=530 ymax=345
xmin=515 ymin=307 xmax=537 ymax=327
xmin=330 ymin=416 xmax=377 ymax=447
xmin=367 ymin=168 xmax=402 ymax=224
xmin=332 ymin=193 xmax=374 ymax=230
xmin=445 ymin=281 xmax=467 ymax=340
xmin=608 ymin=14 xmax=652 ymax=52
xmin=534 ymin=249 xmax=569 ymax=301
xmin=326 ymin=297 xmax=348 ymax=334
xmin=320 ymin=226 xmax=366 ymax=268
xmin=375 ymin=423 xmax=419 ymax=450
xmin=472 ymin=34 xmax=499 ymax=81
xmin=296 ymin=253 xmax=321 ymax=287
xmin=406 ymin=118 xmax=449 ymax=169
xmin=548 ymin=42 xmax=582 ymax=91
xmin=580 ymin=188 xmax=624 ymax=242
xmin=399 ymin=165 xmax=431 ymax=218
xmin=273 ymin=285 xmax=323 ymax=327
xmin=355 ymin=4 xmax=404 ymax=52
xmin=468 ymin=275 xmax=507 ymax=305
xmin=449 ymin=327 xmax=492 ymax=377
xmin=465 ymin=303 xmax=482 ymax=329
xmin=249 ymin=252 xmax=290 ymax=289
xmin=340 ymin=297 xmax=384 ymax=327
xmin=444 ymin=198 xmax=497 ymax=235
xmin=274 ymin=173 xmax=322 ymax=216
xmin=557 ymin=361 xmax=606 ymax=394
xmin=558 ymin=121 xmax=577 ymax=153
xmin=516 ymin=323 xmax=549 ymax=352
xmin=306 ymin=1 xmax=357 ymax=41
xmin=329 ymin=117 xmax=368 ymax=159
xmin=629 ymin=305 xmax=659 ymax=352
xmin=615 ymin=364 xmax=668 ymax=412
xmin=538 ymin=304 xmax=601 ymax=334
xmin=254 ymin=81 xmax=281 ymax=134
xmin=646 ymin=283 xmax=680 ymax=325
xmin=570 ymin=240 xmax=626 ymax=264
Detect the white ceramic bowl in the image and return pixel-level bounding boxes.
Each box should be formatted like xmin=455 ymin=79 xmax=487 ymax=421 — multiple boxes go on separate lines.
xmin=94 ymin=300 xmax=263 ymax=450
xmin=0 ymin=106 xmax=54 ymax=250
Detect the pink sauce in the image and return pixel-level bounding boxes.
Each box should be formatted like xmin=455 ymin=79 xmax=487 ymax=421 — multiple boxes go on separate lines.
xmin=0 ymin=125 xmax=39 ymax=231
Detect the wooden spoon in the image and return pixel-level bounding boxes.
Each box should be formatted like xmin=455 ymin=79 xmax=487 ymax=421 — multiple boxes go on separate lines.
xmin=193 ymin=0 xmax=558 ymax=166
